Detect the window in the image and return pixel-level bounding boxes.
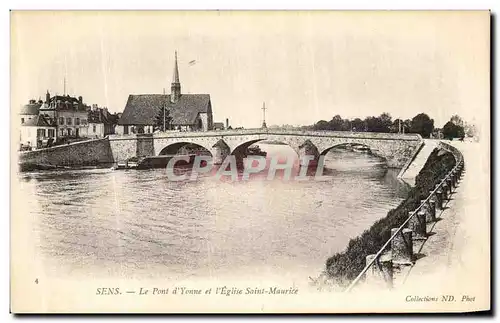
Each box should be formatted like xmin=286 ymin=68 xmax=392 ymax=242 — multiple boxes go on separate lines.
xmin=81 ymin=119 xmax=87 ymax=125
xmin=59 ymin=117 xmax=64 ymax=125
xmin=93 ymin=124 xmax=96 ymax=133
xmin=37 ymin=129 xmax=46 ymax=138
xmin=60 ymin=129 xmax=64 ymax=136
xmin=48 ymin=129 xmax=55 ymax=138
xmin=124 ymin=125 xmax=129 ymax=135
xmin=21 ymin=118 xmax=24 ymax=124
xmin=66 ymin=117 xmax=72 ymax=125
xmin=75 ymin=118 xmax=80 ymax=125
xmin=67 ymin=128 xmax=72 ymax=136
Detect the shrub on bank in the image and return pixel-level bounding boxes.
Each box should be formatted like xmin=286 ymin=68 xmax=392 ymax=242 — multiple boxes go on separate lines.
xmin=324 ymin=147 xmax=456 ymax=286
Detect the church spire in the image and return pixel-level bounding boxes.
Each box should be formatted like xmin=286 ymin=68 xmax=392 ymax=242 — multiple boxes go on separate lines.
xmin=171 ymin=51 xmax=181 ymax=103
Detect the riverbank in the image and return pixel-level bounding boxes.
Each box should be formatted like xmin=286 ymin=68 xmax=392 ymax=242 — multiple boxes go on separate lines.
xmin=318 ymin=144 xmax=457 ymax=288
xmin=400 ymin=141 xmax=489 ymax=308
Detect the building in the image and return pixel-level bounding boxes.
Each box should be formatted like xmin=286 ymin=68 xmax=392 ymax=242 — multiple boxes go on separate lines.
xmin=87 ymin=105 xmax=118 ymax=138
xmin=117 ymin=52 xmax=213 ymax=134
xmin=39 ymin=92 xmax=89 ymax=139
xmin=19 ymin=114 xmax=57 ymax=150
xmin=20 ymin=99 xmax=41 ymax=125
xmin=213 ymin=122 xmax=224 ymax=130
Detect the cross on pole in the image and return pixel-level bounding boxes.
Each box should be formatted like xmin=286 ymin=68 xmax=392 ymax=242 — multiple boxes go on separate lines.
xmin=261 ymin=102 xmax=267 ymax=129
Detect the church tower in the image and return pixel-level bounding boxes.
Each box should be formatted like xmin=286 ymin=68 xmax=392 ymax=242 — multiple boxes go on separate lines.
xmin=170 ymin=51 xmax=181 ymax=103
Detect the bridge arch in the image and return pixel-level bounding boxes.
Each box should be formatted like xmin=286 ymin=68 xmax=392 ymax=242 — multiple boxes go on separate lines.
xmin=230 ymin=139 xmax=304 ymax=159
xmin=319 ymin=142 xmax=387 ymax=164
xmin=230 ymin=139 xmax=266 ymax=156
xmin=158 ymin=141 xmax=213 ymax=156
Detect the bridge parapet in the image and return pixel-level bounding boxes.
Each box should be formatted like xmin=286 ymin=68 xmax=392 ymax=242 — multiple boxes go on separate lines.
xmin=108 ymin=130 xmax=423 ymax=168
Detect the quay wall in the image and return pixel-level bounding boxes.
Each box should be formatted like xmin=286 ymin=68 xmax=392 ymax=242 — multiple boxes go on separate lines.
xmin=18 ymin=138 xmax=114 ymax=167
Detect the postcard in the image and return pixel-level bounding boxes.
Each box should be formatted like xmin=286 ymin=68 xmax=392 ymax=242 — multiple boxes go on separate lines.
xmin=10 ymin=10 xmax=490 ymax=313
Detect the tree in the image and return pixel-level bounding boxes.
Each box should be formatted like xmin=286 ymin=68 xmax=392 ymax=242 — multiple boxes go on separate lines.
xmin=450 ymin=115 xmax=464 ymax=127
xmin=363 ymin=113 xmax=391 ymax=133
xmin=329 ymin=115 xmax=344 ymax=131
xmin=351 ymin=118 xmax=365 ymax=132
xmin=403 ymin=119 xmax=412 ymax=134
xmin=391 ymin=119 xmax=403 ymax=133
xmin=379 ymin=112 xmax=392 ymax=132
xmin=313 ymin=120 xmax=330 ymax=130
xmin=155 ymin=106 xmax=172 ymax=131
xmin=410 ymin=113 xmax=434 ymax=138
xmin=442 ymin=121 xmax=465 ymax=140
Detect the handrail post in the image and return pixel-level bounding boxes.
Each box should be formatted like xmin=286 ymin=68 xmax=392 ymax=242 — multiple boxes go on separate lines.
xmin=446 ymin=177 xmax=453 ymax=195
xmin=441 ymin=182 xmax=449 ymax=201
xmin=365 ymin=254 xmax=393 ymax=289
xmin=391 ymin=228 xmax=413 ymax=265
xmin=408 ymin=211 xmax=426 ymax=240
xmin=427 ymin=197 xmax=437 ymax=222
xmin=434 ymin=187 xmax=443 ymax=210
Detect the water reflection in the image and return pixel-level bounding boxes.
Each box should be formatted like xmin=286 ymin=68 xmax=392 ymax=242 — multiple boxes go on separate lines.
xmin=17 ymin=144 xmax=410 ymax=282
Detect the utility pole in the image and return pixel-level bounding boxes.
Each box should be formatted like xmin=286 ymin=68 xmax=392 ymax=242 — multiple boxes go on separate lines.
xmin=163 ymin=103 xmax=166 ymax=132
xmin=261 ymin=102 xmax=267 ymax=129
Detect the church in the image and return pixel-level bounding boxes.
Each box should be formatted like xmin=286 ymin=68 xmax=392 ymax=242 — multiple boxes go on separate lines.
xmin=117 ymin=52 xmax=214 ymax=134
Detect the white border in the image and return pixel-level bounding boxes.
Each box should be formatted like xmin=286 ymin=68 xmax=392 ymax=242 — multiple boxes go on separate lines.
xmin=3 ymin=0 xmax=498 ymax=321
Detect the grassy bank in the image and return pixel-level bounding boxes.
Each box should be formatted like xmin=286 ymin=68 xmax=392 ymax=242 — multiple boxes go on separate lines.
xmin=324 ymin=147 xmax=456 ymax=287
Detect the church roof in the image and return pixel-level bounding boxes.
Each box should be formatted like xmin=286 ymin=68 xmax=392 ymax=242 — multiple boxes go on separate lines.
xmin=118 ymin=94 xmax=211 ymax=126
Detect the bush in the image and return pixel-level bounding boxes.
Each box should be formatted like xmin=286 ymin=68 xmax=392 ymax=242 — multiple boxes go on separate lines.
xmin=324 ymin=147 xmax=456 ymax=286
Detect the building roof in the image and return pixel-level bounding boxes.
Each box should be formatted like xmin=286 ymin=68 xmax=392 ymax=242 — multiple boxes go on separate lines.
xmin=20 ymin=103 xmax=41 ymax=115
xmin=88 ymin=109 xmax=107 ymax=124
xmin=22 ymin=115 xmax=55 ymax=127
xmin=118 ymin=94 xmax=211 ymax=126
xmin=50 ymin=95 xmax=88 ymax=111
xmin=213 ymin=122 xmax=224 ymax=128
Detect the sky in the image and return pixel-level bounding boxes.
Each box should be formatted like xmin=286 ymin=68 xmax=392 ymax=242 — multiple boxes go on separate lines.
xmin=11 ymin=11 xmax=490 ymax=128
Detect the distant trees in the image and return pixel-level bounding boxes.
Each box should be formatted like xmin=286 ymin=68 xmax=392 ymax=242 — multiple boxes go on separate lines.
xmin=312 ymin=112 xmax=437 ymax=137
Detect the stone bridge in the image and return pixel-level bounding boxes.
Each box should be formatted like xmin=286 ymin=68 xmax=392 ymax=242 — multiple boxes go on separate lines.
xmin=108 ymin=129 xmax=423 ymax=168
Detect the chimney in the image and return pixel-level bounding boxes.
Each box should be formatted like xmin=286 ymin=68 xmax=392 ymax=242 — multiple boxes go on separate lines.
xmin=45 ymin=90 xmax=50 ymax=103
xmin=78 ymin=96 xmax=83 ymax=104
xmin=226 ymin=118 xmax=229 ymax=129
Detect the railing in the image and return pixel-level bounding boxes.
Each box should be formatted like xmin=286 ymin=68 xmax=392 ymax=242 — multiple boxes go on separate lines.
xmin=344 ymin=141 xmax=464 ymax=292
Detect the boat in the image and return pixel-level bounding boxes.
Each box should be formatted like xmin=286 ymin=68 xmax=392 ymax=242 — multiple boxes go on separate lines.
xmin=352 ymin=145 xmax=370 ymax=153
xmin=18 ymin=162 xmax=71 ymax=172
xmin=115 ymin=154 xmax=197 ymax=170
xmin=115 ymin=159 xmax=138 ymax=170
xmin=246 ymin=145 xmax=267 ymax=157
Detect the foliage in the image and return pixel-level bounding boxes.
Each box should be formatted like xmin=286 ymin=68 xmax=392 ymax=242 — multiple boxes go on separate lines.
xmin=155 ymin=106 xmax=173 ymax=131
xmin=312 ymin=112 xmax=435 ymax=135
xmin=410 ymin=113 xmax=435 ymax=138
xmin=442 ymin=121 xmax=465 ymax=140
xmin=324 ymin=148 xmax=456 ymax=286
xmin=312 ymin=113 xmax=393 ymax=133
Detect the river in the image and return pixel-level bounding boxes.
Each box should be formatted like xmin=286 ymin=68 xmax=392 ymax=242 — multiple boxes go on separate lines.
xmin=17 ymin=143 xmax=410 ymax=285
